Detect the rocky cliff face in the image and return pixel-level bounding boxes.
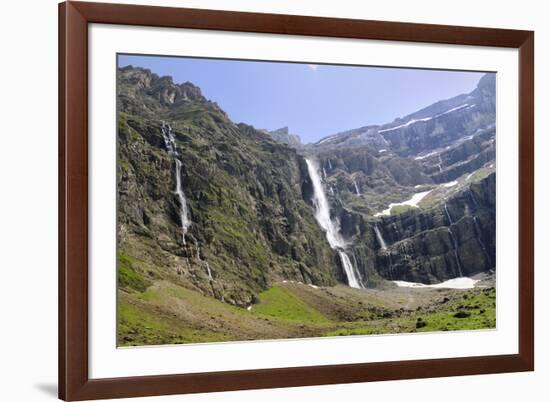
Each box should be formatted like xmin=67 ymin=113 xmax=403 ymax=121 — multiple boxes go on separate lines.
xmin=117 ymin=66 xmax=339 ymax=307
xmin=371 ymin=174 xmax=495 ymax=283
xmin=299 ymin=73 xmax=496 ymax=285
xmin=312 ymin=74 xmax=495 ymax=157
xmin=267 ymin=127 xmax=303 ymax=148
xmin=118 ymin=66 xmax=497 ymax=302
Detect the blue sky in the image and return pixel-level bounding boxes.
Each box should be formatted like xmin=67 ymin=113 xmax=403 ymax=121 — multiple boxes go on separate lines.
xmin=119 ymin=54 xmax=485 ymax=144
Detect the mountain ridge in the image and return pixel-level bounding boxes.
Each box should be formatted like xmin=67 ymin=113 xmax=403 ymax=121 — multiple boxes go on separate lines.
xmin=117 ymin=65 xmax=496 ymax=307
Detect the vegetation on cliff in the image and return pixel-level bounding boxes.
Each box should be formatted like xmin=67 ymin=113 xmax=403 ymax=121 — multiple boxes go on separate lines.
xmin=116 ymin=65 xmax=497 ymax=345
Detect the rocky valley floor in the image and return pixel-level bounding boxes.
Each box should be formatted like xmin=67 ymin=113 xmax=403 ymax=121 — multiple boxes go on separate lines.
xmin=118 ymin=274 xmax=496 ymax=347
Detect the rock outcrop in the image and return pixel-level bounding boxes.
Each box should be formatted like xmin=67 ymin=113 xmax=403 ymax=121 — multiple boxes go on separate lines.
xmin=118 ymin=67 xmax=339 ymax=306
xmin=117 ymin=66 xmax=497 ymax=302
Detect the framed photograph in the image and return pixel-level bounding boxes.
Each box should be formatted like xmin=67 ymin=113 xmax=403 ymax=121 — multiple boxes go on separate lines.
xmin=59 ymin=1 xmax=534 ymax=400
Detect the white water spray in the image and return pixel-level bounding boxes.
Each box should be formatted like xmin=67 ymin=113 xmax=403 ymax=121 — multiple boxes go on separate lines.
xmin=437 ymin=155 xmax=443 ymax=173
xmin=195 ymin=241 xmax=213 ymax=281
xmin=353 ymin=178 xmax=360 ymax=196
xmin=338 ymin=251 xmax=362 ymax=288
xmin=447 ymin=227 xmax=463 ymax=277
xmin=374 ymin=226 xmax=388 ymax=250
xmin=205 ymin=262 xmax=213 ymax=281
xmin=473 ymin=216 xmax=492 ymax=266
xmin=444 ymin=203 xmax=453 ymax=225
xmin=161 ymin=121 xmax=191 ymax=244
xmin=305 ymin=158 xmax=363 ymax=288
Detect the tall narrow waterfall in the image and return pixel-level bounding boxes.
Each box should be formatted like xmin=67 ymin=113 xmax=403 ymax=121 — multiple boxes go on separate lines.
xmin=473 ymin=216 xmax=491 ymax=266
xmin=374 ymin=225 xmax=387 ymax=250
xmin=161 ymin=121 xmax=191 ymax=245
xmin=444 ymin=203 xmax=453 ymax=225
xmin=305 ymin=158 xmax=363 ymax=288
xmin=447 ymin=228 xmax=464 ymax=277
xmin=353 ymin=178 xmax=360 ymax=196
xmin=338 ymin=251 xmax=362 ymax=288
xmin=205 ymin=262 xmax=213 ymax=281
xmin=437 ymin=155 xmax=443 ymax=173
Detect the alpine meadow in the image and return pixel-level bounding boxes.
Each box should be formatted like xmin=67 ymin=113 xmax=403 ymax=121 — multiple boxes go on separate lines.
xmin=116 ymin=57 xmax=496 ymax=347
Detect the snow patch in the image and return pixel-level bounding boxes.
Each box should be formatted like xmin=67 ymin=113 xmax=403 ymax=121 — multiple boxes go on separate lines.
xmin=378 ymin=117 xmax=432 ymax=133
xmin=379 ymin=104 xmax=470 ymax=134
xmin=442 ymin=180 xmax=458 ymax=187
xmin=414 ymin=151 xmax=438 ymax=160
xmin=317 ymin=134 xmax=338 ymax=145
xmin=374 ymin=190 xmax=431 ymax=217
xmin=393 ymin=277 xmax=479 ymax=289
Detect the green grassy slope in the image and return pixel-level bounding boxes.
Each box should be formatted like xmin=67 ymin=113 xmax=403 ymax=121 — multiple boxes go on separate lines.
xmin=118 ymin=278 xmax=496 ymax=347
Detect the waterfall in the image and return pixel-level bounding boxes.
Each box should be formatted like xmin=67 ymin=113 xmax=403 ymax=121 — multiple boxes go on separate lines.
xmin=195 ymin=241 xmax=214 ymax=281
xmin=374 ymin=225 xmax=387 ymax=250
xmin=387 ymin=253 xmax=394 ymax=280
xmin=322 ymin=167 xmax=327 ymax=180
xmin=205 ymin=262 xmax=213 ymax=281
xmin=338 ymin=251 xmax=362 ymax=288
xmin=161 ymin=121 xmax=191 ymax=245
xmin=437 ymin=155 xmax=443 ymax=173
xmin=447 ymin=228 xmax=464 ymax=277
xmin=444 ymin=203 xmax=453 ymax=225
xmin=353 ymin=178 xmax=360 ymax=196
xmin=374 ymin=225 xmax=393 ymax=279
xmin=305 ymin=158 xmax=363 ymax=288
xmin=327 ymin=159 xmax=333 ymax=169
xmin=473 ymin=216 xmax=492 ymax=266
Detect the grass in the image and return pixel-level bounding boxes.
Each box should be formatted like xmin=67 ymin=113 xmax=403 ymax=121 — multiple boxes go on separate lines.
xmin=390 ymin=205 xmax=417 ymax=215
xmin=324 ymin=288 xmax=495 ymax=337
xmin=254 ymin=286 xmax=330 ymax=323
xmin=117 ymin=299 xmax=170 ymax=346
xmin=118 ymin=285 xmax=237 ymax=346
xmin=467 ymin=166 xmax=493 ymax=183
xmin=415 ymin=288 xmax=496 ymax=332
xmin=117 ymin=278 xmax=496 ymax=346
xmin=117 ymin=254 xmax=151 ymax=292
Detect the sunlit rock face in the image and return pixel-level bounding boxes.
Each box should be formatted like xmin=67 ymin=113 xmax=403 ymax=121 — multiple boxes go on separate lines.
xmin=118 ymin=66 xmax=496 ymax=304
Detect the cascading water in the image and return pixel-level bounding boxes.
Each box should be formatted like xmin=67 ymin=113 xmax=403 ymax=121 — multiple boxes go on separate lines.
xmin=444 ymin=203 xmax=453 ymax=225
xmin=353 ymin=178 xmax=360 ymax=196
xmin=195 ymin=241 xmax=214 ymax=282
xmin=473 ymin=216 xmax=491 ymax=266
xmin=447 ymin=227 xmax=464 ymax=277
xmin=444 ymin=202 xmax=462 ymax=275
xmin=305 ymin=158 xmax=363 ymax=288
xmin=374 ymin=225 xmax=387 ymax=250
xmin=437 ymin=155 xmax=443 ymax=173
xmin=374 ymin=225 xmax=393 ymax=279
xmin=205 ymin=262 xmax=213 ymax=281
xmin=387 ymin=253 xmax=395 ymax=280
xmin=338 ymin=251 xmax=362 ymax=288
xmin=161 ymin=121 xmax=191 ymax=245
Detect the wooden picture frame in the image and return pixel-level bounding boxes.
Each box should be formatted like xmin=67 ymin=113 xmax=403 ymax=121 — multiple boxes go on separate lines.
xmin=59 ymin=1 xmax=534 ymax=400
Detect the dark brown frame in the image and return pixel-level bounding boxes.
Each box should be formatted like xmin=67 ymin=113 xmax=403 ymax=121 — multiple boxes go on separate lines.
xmin=59 ymin=1 xmax=534 ymax=400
